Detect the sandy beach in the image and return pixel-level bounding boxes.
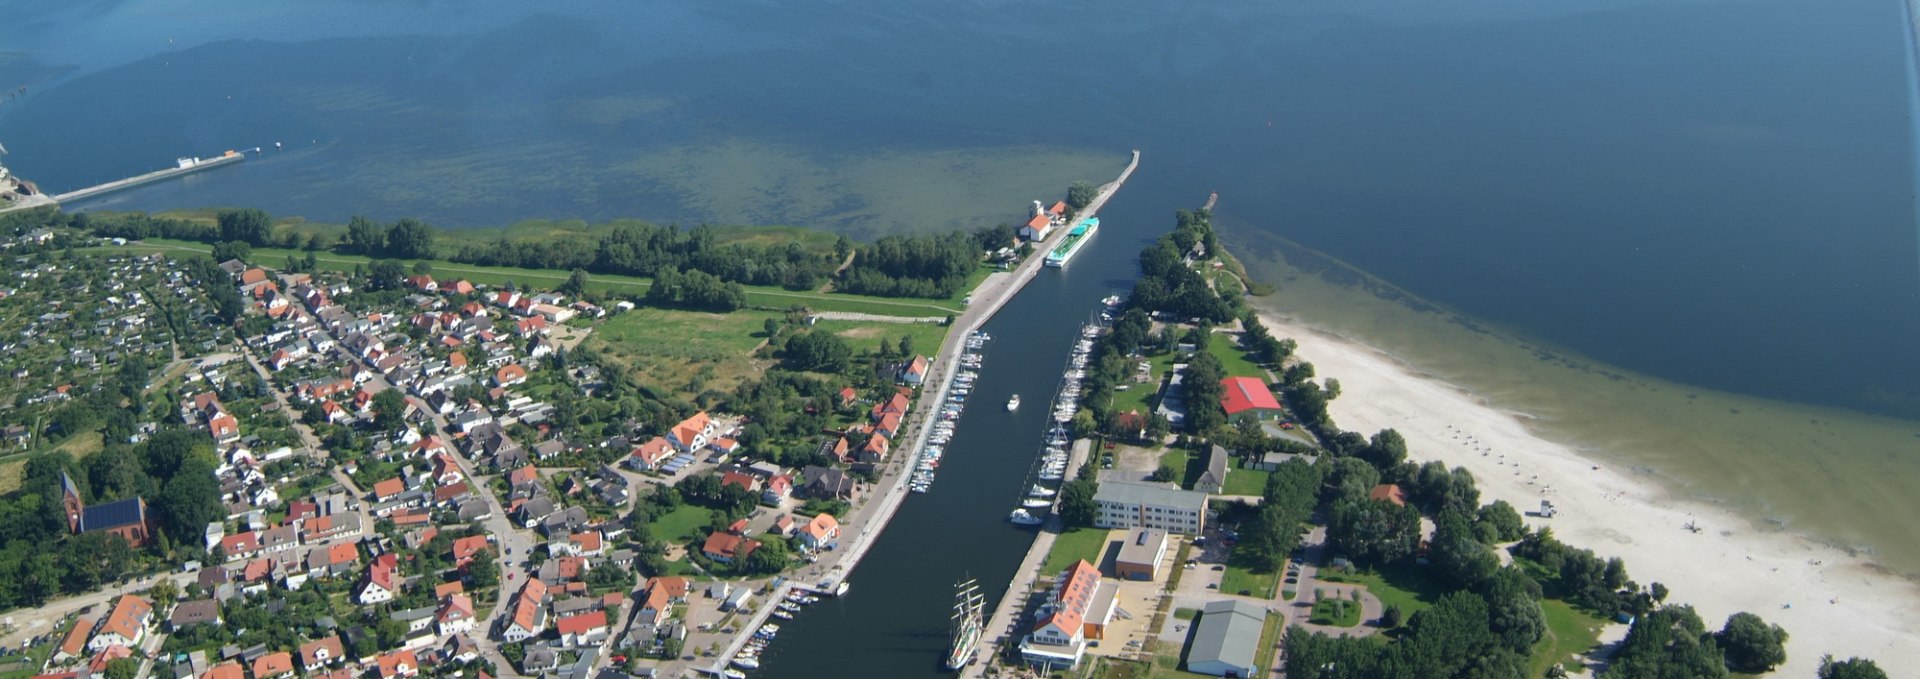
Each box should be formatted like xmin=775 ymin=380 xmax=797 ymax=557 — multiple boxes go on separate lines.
xmin=1256 ymin=310 xmax=1920 ymax=675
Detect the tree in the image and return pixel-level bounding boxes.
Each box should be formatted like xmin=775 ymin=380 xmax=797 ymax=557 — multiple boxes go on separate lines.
xmin=1057 ymin=479 xmax=1098 ymax=527
xmin=1475 ymin=500 xmax=1526 ymax=543
xmin=384 ymin=218 xmax=434 ymax=259
xmin=1066 ymin=181 xmax=1097 ymax=210
xmin=1380 ymin=604 xmax=1404 ymax=629
xmin=1717 ymin=612 xmax=1788 ymax=673
xmin=660 ymin=637 xmax=684 ymax=660
xmin=104 ymin=658 xmax=139 ymax=679
xmin=898 ymin=334 xmax=914 ymax=357
xmin=1482 ymin=566 xmax=1545 ymax=654
xmin=368 ymin=259 xmax=407 ymax=291
xmin=209 ymin=282 xmax=244 ymax=324
xmin=1429 ymin=510 xmax=1497 ymax=588
xmin=1604 ymin=605 xmax=1727 ymax=679
xmin=742 ymin=539 xmax=788 ymax=575
xmin=469 ymin=552 xmax=500 ymax=589
xmin=411 ymin=260 xmax=433 ymax=276
xmin=762 ymin=318 xmax=780 ymax=338
xmin=1326 ymin=496 xmax=1419 ymax=565
xmin=217 ymin=208 xmax=271 ymax=246
xmin=782 ymin=331 xmax=851 ymax=372
xmin=1149 ymin=464 xmax=1179 ymax=483
xmin=1818 ymin=655 xmax=1888 ymax=679
xmin=560 ymin=268 xmax=590 ymax=296
xmin=211 ymin=240 xmax=251 ymax=263
xmin=372 ymin=389 xmax=408 ymax=432
xmin=347 ymin=216 xmax=385 ymax=254
xmin=147 ymin=579 xmax=181 ymax=610
xmin=155 ymin=458 xmax=223 ymax=544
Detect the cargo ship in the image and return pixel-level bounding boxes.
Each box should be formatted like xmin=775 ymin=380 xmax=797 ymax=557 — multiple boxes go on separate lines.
xmin=1043 ymin=217 xmax=1098 ymax=268
xmin=945 ymin=577 xmax=985 ymax=671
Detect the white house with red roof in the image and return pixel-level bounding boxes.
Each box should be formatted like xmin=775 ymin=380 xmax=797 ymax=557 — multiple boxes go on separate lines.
xmin=626 ymin=437 xmax=676 ymax=472
xmin=355 ymin=553 xmax=399 ymax=605
xmin=666 ymin=411 xmax=714 ymax=453
xmin=1020 ymin=559 xmax=1116 ymax=669
xmin=1218 ymin=376 xmax=1283 ymax=422
xmin=797 ymin=513 xmax=840 ymax=552
xmin=554 ymin=610 xmax=608 ymax=648
xmin=436 ymin=593 xmax=477 ymax=636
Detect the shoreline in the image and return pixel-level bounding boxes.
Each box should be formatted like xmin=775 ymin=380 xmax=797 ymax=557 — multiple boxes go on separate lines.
xmin=1253 ymin=308 xmax=1920 ymax=674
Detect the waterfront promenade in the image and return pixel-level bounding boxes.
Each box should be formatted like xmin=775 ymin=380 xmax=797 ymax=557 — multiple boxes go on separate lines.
xmin=697 ymin=150 xmax=1139 ymax=677
xmin=962 ymin=438 xmax=1092 ymax=679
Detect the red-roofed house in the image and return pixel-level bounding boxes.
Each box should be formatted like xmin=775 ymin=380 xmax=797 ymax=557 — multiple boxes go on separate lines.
xmin=1368 ymin=483 xmax=1407 ymax=507
xmin=201 ymin=663 xmax=245 ymax=679
xmin=798 ymin=513 xmax=840 ymax=552
xmin=375 ymin=650 xmax=418 ymax=679
xmin=88 ymin=595 xmax=151 ymax=651
xmin=626 ymin=437 xmax=676 ymax=472
xmin=1022 ymin=212 xmax=1054 ymax=241
xmin=554 ymin=611 xmax=608 ymax=648
xmin=371 ymin=478 xmax=405 ymax=503
xmin=451 ymin=535 xmax=490 ymax=567
xmin=719 ymin=471 xmax=761 ymax=494
xmin=493 ymin=364 xmax=527 ymax=387
xmin=298 ymin=636 xmax=345 ymax=672
xmin=1218 ymin=376 xmax=1283 ymax=422
xmin=899 ymin=355 xmax=930 ymax=385
xmin=667 ymin=411 xmax=713 ymax=453
xmin=700 ymin=532 xmax=760 ymax=564
xmin=502 ymin=579 xmax=549 ymax=643
xmin=1021 ymin=559 xmax=1112 ymax=668
xmin=251 ymin=652 xmax=294 ymax=679
xmin=356 ymin=553 xmax=399 ymax=605
xmin=437 ymin=593 xmax=476 ymax=636
xmin=762 ymin=475 xmax=793 ymax=504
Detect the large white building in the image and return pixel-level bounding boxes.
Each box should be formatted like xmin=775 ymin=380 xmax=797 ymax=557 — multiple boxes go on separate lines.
xmin=1020 ymin=560 xmax=1117 ymax=670
xmin=1093 ymin=481 xmax=1208 ymax=535
xmin=1186 ymin=599 xmax=1265 ymax=677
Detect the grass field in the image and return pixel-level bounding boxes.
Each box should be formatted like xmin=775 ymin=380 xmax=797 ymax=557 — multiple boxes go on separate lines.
xmin=1207 ymin=331 xmax=1268 ymax=380
xmin=646 ymin=504 xmax=714 ymax=544
xmin=1316 ymin=562 xmax=1447 ymax=619
xmin=811 ymin=319 xmax=950 ymax=359
xmin=1220 ymin=458 xmax=1271 ymax=496
xmin=1531 ymin=599 xmax=1607 ymax=677
xmin=1042 ymin=528 xmax=1114 ymax=576
xmin=1109 ymin=351 xmax=1178 ymax=416
xmin=1309 ymin=597 xmax=1363 ymax=627
xmin=588 ymin=307 xmax=782 ymax=396
xmin=1221 ymin=563 xmax=1279 ymax=598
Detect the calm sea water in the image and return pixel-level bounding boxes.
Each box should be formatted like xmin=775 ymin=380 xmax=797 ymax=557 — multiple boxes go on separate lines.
xmin=6 ymin=0 xmax=1920 ymax=672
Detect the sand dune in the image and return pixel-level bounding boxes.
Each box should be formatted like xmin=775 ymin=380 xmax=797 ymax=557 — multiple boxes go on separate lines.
xmin=1257 ymin=311 xmax=1920 ymax=675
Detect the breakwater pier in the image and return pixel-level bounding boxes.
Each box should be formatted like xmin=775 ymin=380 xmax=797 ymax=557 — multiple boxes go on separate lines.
xmin=0 ymin=148 xmax=250 ymax=215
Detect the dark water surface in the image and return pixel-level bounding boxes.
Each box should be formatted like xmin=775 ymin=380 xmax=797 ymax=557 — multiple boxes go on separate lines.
xmin=5 ymin=1 xmax=1920 ymax=666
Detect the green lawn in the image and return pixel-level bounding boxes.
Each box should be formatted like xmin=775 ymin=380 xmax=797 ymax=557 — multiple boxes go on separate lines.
xmin=1206 ymin=331 xmax=1268 ymax=380
xmin=106 ymin=238 xmax=968 ymax=317
xmin=590 ymin=306 xmax=782 ymax=395
xmin=1308 ymin=598 xmax=1363 ymax=627
xmin=812 ymin=319 xmax=950 ymax=359
xmin=1172 ymin=607 xmax=1198 ymax=621
xmin=1252 ymin=612 xmax=1285 ymax=676
xmin=1315 ymin=562 xmax=1448 ymax=619
xmin=1041 ymin=528 xmax=1114 ymax=576
xmin=1221 ymin=563 xmax=1279 ymax=598
xmin=1219 ymin=458 xmax=1272 ymax=496
xmin=1531 ymin=599 xmax=1607 ymax=677
xmin=647 ymin=504 xmax=714 ymax=543
xmin=1110 ymin=351 xmax=1178 ymax=417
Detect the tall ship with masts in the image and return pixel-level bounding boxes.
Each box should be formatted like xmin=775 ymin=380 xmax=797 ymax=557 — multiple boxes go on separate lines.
xmin=946 ymin=577 xmax=986 ymax=671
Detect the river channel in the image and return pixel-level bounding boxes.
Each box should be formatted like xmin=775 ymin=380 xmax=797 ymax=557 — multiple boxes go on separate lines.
xmin=750 ymin=168 xmax=1181 ymax=679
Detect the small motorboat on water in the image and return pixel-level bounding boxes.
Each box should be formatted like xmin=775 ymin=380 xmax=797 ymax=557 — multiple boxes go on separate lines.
xmin=1006 ymin=394 xmax=1020 ymax=411
xmin=732 ymin=655 xmax=762 ymax=669
xmin=723 ymin=671 xmax=748 ymax=679
xmin=770 ymin=610 xmax=793 ymax=620
xmin=1008 ymin=509 xmax=1044 ymax=525
xmin=1029 ymin=484 xmax=1056 ymax=498
xmin=1022 ymin=497 xmax=1053 ymax=509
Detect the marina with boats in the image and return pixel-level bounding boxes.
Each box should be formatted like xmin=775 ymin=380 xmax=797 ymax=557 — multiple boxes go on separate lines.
xmin=909 ymin=329 xmax=994 ymax=494
xmin=1007 ymin=295 xmax=1119 ymax=526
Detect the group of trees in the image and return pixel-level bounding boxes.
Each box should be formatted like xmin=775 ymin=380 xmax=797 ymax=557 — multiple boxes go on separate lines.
xmin=0 ymin=429 xmax=224 ymax=612
xmin=780 ymin=331 xmax=853 ymax=373
xmin=451 ymin=222 xmax=841 ymax=291
xmin=344 ymin=216 xmax=434 ymax=259
xmin=837 ymin=231 xmax=982 ymax=299
xmin=1128 ymin=210 xmax=1234 ymax=323
xmin=645 ymin=269 xmax=747 ymax=311
xmin=1230 ymin=459 xmax=1322 ymax=576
